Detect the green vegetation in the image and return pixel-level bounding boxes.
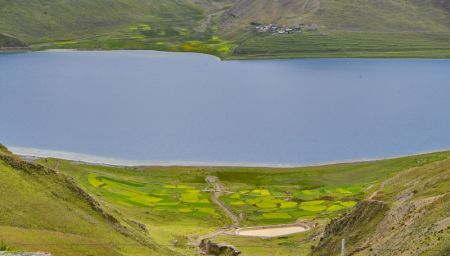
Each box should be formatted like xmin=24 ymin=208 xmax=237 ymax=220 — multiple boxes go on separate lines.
xmin=45 ymin=31 xmax=236 ymax=57
xmin=0 ymin=240 xmax=14 ymax=251
xmin=222 ymin=186 xmax=360 ymax=225
xmin=1 ymin=144 xmax=449 ymax=255
xmin=0 ymin=150 xmax=171 ymax=256
xmin=0 ymin=33 xmax=26 ymax=48
xmin=233 ymin=31 xmax=450 ymax=59
xmin=1 ymin=0 xmax=450 ymax=58
xmin=31 ymin=150 xmax=449 ymax=255
xmin=312 ymin=154 xmax=450 ymax=256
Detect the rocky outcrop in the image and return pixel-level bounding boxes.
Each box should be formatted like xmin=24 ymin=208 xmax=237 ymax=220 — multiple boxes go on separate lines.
xmin=312 ymin=200 xmax=388 ymax=256
xmin=313 ymin=158 xmax=450 ymax=256
xmin=199 ymin=240 xmax=241 ymax=256
xmin=322 ymin=200 xmax=388 ymax=237
xmin=0 ymin=153 xmax=55 ymax=175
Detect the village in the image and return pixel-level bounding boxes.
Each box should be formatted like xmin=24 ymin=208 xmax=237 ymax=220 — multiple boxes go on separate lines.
xmin=251 ymin=22 xmax=319 ymax=34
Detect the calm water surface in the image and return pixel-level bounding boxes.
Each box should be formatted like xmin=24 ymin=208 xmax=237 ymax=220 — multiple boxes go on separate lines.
xmin=1 ymin=51 xmax=450 ymax=165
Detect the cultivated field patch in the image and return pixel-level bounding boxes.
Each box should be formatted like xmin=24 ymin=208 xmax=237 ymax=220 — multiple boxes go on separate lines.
xmin=87 ymin=174 xmax=220 ymax=218
xmin=223 ymin=186 xmax=362 ymax=225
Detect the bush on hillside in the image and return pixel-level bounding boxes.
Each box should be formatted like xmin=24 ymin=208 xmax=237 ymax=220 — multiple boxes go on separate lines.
xmin=0 ymin=240 xmax=14 ymax=251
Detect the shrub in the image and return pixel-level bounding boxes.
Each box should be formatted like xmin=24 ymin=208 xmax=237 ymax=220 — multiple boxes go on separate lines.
xmin=0 ymin=240 xmax=14 ymax=251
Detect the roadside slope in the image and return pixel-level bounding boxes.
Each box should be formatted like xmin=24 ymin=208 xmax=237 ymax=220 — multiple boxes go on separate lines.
xmin=312 ymin=157 xmax=450 ymax=256
xmin=0 ymin=146 xmax=171 ymax=256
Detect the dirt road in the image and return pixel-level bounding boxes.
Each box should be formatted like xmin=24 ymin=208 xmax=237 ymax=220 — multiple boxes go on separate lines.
xmin=205 ymin=176 xmax=240 ymax=227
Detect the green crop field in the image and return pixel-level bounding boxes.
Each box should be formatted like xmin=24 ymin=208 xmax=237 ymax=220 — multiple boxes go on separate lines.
xmin=222 ymin=187 xmax=359 ymax=225
xmin=232 ymin=31 xmax=450 ymax=59
xmin=1 ymin=144 xmax=449 ymax=255
xmin=26 ymin=150 xmax=449 ymax=255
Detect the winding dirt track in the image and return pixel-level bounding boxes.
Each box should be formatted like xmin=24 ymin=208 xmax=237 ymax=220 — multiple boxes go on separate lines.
xmin=205 ymin=176 xmax=240 ymax=227
xmin=190 ymin=176 xmax=313 ymax=248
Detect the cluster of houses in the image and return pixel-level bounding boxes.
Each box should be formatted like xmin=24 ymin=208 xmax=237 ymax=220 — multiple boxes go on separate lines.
xmin=251 ymin=22 xmax=318 ymax=34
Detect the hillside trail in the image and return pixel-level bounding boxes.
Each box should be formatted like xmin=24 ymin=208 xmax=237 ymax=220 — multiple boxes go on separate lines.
xmin=189 ymin=176 xmax=316 ymax=249
xmin=205 ymin=176 xmax=241 ymax=227
xmin=187 ymin=176 xmax=240 ymax=246
xmin=367 ymin=179 xmax=388 ymax=201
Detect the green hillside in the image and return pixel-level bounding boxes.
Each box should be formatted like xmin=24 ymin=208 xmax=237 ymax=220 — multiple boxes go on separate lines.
xmin=0 ymin=0 xmax=210 ymax=43
xmin=1 ymin=0 xmax=450 ymax=58
xmin=312 ymin=155 xmax=450 ymax=256
xmin=28 ymin=149 xmax=450 ymax=256
xmin=0 ymin=147 xmax=172 ymax=256
xmin=1 ymin=144 xmax=449 ymax=255
xmin=0 ymin=33 xmax=26 ymax=48
xmin=220 ymin=0 xmax=450 ymax=33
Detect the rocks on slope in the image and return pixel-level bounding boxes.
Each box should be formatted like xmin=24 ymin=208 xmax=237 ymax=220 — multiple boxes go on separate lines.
xmin=312 ymin=158 xmax=450 ymax=256
xmin=199 ymin=239 xmax=241 ymax=256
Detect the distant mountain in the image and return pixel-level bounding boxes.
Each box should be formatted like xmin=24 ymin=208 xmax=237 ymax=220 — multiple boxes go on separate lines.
xmin=221 ymin=0 xmax=450 ymax=33
xmin=1 ymin=0 xmax=450 ymax=58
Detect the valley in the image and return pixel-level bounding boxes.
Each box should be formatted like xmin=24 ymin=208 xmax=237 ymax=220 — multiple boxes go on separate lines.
xmin=1 ymin=1 xmax=449 ymax=255
xmin=1 ymin=145 xmax=448 ymax=255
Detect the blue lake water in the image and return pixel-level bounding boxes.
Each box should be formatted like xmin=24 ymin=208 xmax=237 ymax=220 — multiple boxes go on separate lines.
xmin=1 ymin=50 xmax=450 ymax=166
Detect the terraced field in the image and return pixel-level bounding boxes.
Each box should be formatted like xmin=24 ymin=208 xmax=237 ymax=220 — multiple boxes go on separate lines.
xmin=87 ymin=173 xmax=219 ymax=217
xmin=222 ymin=187 xmax=359 ymax=225
xmin=33 ymin=150 xmax=449 ymax=255
xmin=233 ymin=31 xmax=450 ymax=59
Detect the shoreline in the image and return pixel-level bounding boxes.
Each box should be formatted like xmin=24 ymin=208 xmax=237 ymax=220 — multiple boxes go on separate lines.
xmin=18 ymin=47 xmax=450 ymax=61
xmin=8 ymin=146 xmax=450 ymax=169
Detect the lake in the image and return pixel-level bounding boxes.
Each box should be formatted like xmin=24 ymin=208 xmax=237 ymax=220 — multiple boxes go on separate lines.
xmin=1 ymin=50 xmax=450 ymax=166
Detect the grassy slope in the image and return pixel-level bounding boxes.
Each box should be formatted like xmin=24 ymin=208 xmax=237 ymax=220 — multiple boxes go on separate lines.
xmin=1 ymin=0 xmax=450 ymax=58
xmin=0 ymin=0 xmax=208 ymax=43
xmin=312 ymin=157 xmax=450 ymax=255
xmin=0 ymin=33 xmax=26 ymax=48
xmin=0 ymin=149 xmax=171 ymax=256
xmin=231 ymin=0 xmax=450 ymax=58
xmin=37 ymin=150 xmax=450 ymax=256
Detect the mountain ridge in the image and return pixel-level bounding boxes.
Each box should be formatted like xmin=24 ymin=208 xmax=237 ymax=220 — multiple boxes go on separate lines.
xmin=1 ymin=0 xmax=450 ymax=58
